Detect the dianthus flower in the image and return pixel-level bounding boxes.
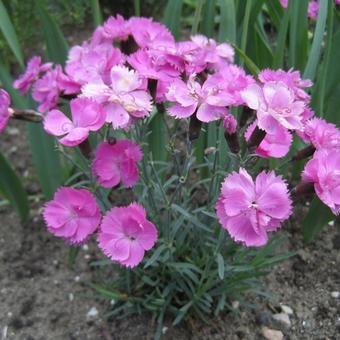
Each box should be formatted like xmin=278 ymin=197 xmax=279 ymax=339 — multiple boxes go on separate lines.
xmin=299 ymin=117 xmax=340 ymax=150
xmin=241 ymin=81 xmax=305 ymax=134
xmin=43 ymin=187 xmax=101 ymax=244
xmin=0 ymin=89 xmax=11 ymax=133
xmin=13 ymin=56 xmax=52 ymax=95
xmin=245 ymin=121 xmax=292 ymax=158
xmin=216 ymin=168 xmax=292 ymax=247
xmin=102 ymin=15 xmax=130 ymax=41
xmin=308 ymin=1 xmax=319 ymax=19
xmin=93 ymin=140 xmax=143 ymax=188
xmin=82 ymin=65 xmax=153 ymax=129
xmin=98 ymin=203 xmax=158 ymax=268
xmin=43 ymin=97 xmax=106 ymax=146
xmin=166 ymin=75 xmax=228 ymax=122
xmin=302 ymin=149 xmax=340 ymax=214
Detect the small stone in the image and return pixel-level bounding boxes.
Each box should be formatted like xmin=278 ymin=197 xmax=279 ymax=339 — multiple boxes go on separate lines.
xmin=162 ymin=326 xmax=168 ymax=334
xmin=82 ymin=244 xmax=89 ymax=251
xmin=273 ymin=313 xmax=291 ymax=328
xmin=53 ymin=260 xmax=58 ymax=266
xmin=69 ymin=293 xmax=74 ymax=302
xmin=261 ymin=327 xmax=283 ymax=340
xmin=110 ymin=299 xmax=115 ymax=305
xmin=86 ymin=307 xmax=98 ymax=320
xmin=7 ymin=312 xmax=12 ymax=317
xmin=328 ymin=220 xmax=335 ymax=226
xmin=7 ymin=127 xmax=19 ymax=135
xmin=74 ymin=276 xmax=80 ymax=282
xmin=84 ymin=254 xmax=91 ymax=260
xmin=331 ymin=291 xmax=339 ymax=298
xmin=280 ymin=305 xmax=293 ymax=315
xmin=232 ymin=301 xmax=240 ymax=309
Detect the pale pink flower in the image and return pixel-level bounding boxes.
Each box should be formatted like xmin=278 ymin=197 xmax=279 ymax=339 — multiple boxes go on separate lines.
xmin=308 ymin=1 xmax=319 ymax=19
xmin=302 ymin=149 xmax=340 ymax=214
xmin=279 ymin=0 xmax=288 ymax=8
xmin=0 ymin=89 xmax=11 ymax=133
xmin=98 ymin=203 xmax=158 ymax=268
xmin=300 ymin=117 xmax=340 ymax=150
xmin=93 ymin=140 xmax=143 ymax=188
xmin=43 ymin=187 xmax=101 ymax=244
xmin=43 ymin=97 xmax=106 ymax=146
xmin=245 ymin=121 xmax=292 ymax=158
xmin=82 ymin=65 xmax=153 ymax=129
xmin=166 ymin=75 xmax=228 ymax=122
xmin=65 ymin=42 xmax=123 ymax=86
xmin=102 ymin=15 xmax=130 ymax=41
xmin=216 ymin=169 xmax=292 ymax=247
xmin=241 ymin=82 xmax=306 ymax=134
xmin=13 ymin=56 xmax=52 ymax=95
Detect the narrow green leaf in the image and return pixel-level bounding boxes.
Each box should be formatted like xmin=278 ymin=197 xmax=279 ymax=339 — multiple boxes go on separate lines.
xmin=232 ymin=44 xmax=260 ymax=76
xmin=217 ymin=253 xmax=225 ymax=280
xmin=163 ymin=0 xmax=183 ymax=38
xmin=173 ymin=301 xmax=193 ymax=325
xmin=239 ymin=0 xmax=252 ymax=66
xmin=68 ymin=246 xmax=80 ymax=266
xmin=134 ymin=0 xmax=141 ymax=16
xmin=0 ymin=151 xmax=29 ymax=221
xmin=219 ymin=0 xmax=236 ymax=43
xmin=148 ymin=111 xmax=167 ymax=163
xmin=90 ymin=0 xmax=103 ymax=27
xmin=201 ymin=0 xmax=216 ymax=38
xmin=273 ymin=7 xmax=290 ymax=68
xmin=0 ymin=0 xmax=24 ymax=67
xmin=302 ymin=198 xmax=334 ymax=242
xmin=35 ymin=1 xmax=68 ymax=64
xmin=303 ymin=0 xmax=328 ymax=81
xmin=191 ymin=0 xmax=205 ymax=35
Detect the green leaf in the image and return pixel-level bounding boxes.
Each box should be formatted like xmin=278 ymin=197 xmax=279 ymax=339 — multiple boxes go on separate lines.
xmin=219 ymin=0 xmax=236 ymax=43
xmin=232 ymin=44 xmax=260 ymax=76
xmin=217 ymin=253 xmax=225 ymax=280
xmin=302 ymin=198 xmax=334 ymax=242
xmin=68 ymin=246 xmax=80 ymax=266
xmin=0 ymin=151 xmax=29 ymax=221
xmin=35 ymin=1 xmax=68 ymax=64
xmin=201 ymin=0 xmax=216 ymax=38
xmin=173 ymin=301 xmax=193 ymax=325
xmin=303 ymin=0 xmax=328 ymax=81
xmin=0 ymin=0 xmax=24 ymax=67
xmin=90 ymin=0 xmax=103 ymax=27
xmin=163 ymin=0 xmax=183 ymax=38
xmin=148 ymin=111 xmax=167 ymax=163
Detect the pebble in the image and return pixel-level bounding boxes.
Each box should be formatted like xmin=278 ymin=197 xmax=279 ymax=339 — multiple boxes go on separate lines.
xmin=280 ymin=305 xmax=293 ymax=315
xmin=110 ymin=299 xmax=115 ymax=305
xmin=84 ymin=254 xmax=91 ymax=260
xmin=74 ymin=276 xmax=80 ymax=282
xmin=69 ymin=293 xmax=74 ymax=302
xmin=328 ymin=220 xmax=335 ymax=226
xmin=82 ymin=244 xmax=89 ymax=251
xmin=273 ymin=313 xmax=291 ymax=328
xmin=7 ymin=127 xmax=19 ymax=135
xmin=162 ymin=326 xmax=168 ymax=334
xmin=232 ymin=300 xmax=240 ymax=309
xmin=86 ymin=307 xmax=98 ymax=320
xmin=261 ymin=326 xmax=283 ymax=340
xmin=331 ymin=291 xmax=339 ymax=298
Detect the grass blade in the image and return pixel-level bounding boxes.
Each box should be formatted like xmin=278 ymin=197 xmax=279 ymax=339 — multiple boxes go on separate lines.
xmin=163 ymin=0 xmax=183 ymax=38
xmin=90 ymin=0 xmax=103 ymax=27
xmin=219 ymin=0 xmax=236 ymax=43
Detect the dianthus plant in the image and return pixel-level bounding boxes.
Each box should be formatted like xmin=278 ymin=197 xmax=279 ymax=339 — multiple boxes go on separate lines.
xmin=3 ymin=14 xmax=340 ymax=336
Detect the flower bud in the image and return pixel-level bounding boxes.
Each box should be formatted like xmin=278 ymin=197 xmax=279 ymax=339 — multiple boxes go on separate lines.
xmin=291 ymin=144 xmax=316 ymax=161
xmin=223 ymin=114 xmax=239 ymax=153
xmin=189 ymin=114 xmax=202 ymax=141
xmin=247 ymin=126 xmax=266 ymax=152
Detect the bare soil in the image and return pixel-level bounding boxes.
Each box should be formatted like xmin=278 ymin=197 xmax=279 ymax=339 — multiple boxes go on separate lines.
xmin=0 ymin=121 xmax=339 ymax=340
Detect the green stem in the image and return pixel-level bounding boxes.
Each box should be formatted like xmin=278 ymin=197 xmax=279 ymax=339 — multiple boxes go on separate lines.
xmin=191 ymin=0 xmax=205 ymax=35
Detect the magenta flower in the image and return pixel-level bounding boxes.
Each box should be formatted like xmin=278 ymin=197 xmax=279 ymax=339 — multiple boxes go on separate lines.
xmin=82 ymin=65 xmax=153 ymax=129
xmin=299 ymin=118 xmax=340 ymax=150
xmin=241 ymin=82 xmax=306 ymax=134
xmin=102 ymin=15 xmax=130 ymax=41
xmin=279 ymin=0 xmax=288 ymax=8
xmin=308 ymin=1 xmax=319 ymax=19
xmin=216 ymin=168 xmax=292 ymax=247
xmin=98 ymin=203 xmax=158 ymax=268
xmin=43 ymin=187 xmax=101 ymax=244
xmin=166 ymin=75 xmax=228 ymax=122
xmin=0 ymin=89 xmax=11 ymax=133
xmin=43 ymin=97 xmax=106 ymax=146
xmin=93 ymin=140 xmax=143 ymax=188
xmin=245 ymin=121 xmax=292 ymax=158
xmin=13 ymin=56 xmax=52 ymax=95
xmin=302 ymin=149 xmax=340 ymax=214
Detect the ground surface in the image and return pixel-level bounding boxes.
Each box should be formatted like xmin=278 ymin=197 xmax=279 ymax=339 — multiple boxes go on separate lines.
xmin=0 ymin=122 xmax=339 ymax=340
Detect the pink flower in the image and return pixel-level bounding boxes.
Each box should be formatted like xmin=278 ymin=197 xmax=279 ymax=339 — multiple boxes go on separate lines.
xmin=241 ymin=81 xmax=306 ymax=134
xmin=279 ymin=0 xmax=288 ymax=8
xmin=93 ymin=140 xmax=143 ymax=188
xmin=98 ymin=203 xmax=158 ymax=268
xmin=43 ymin=97 xmax=106 ymax=146
xmin=82 ymin=65 xmax=153 ymax=129
xmin=223 ymin=113 xmax=237 ymax=134
xmin=308 ymin=1 xmax=319 ymax=19
xmin=0 ymin=89 xmax=11 ymax=133
xmin=128 ymin=17 xmax=175 ymax=49
xmin=102 ymin=15 xmax=130 ymax=41
xmin=299 ymin=118 xmax=340 ymax=150
xmin=43 ymin=187 xmax=101 ymax=244
xmin=245 ymin=121 xmax=292 ymax=158
xmin=302 ymin=149 xmax=340 ymax=214
xmin=166 ymin=75 xmax=228 ymax=122
xmin=13 ymin=56 xmax=52 ymax=95
xmin=216 ymin=169 xmax=292 ymax=247
xmin=65 ymin=42 xmax=123 ymax=86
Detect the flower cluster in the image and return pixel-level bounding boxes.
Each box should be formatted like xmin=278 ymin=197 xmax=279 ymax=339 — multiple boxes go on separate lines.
xmin=9 ymin=13 xmax=340 ymax=265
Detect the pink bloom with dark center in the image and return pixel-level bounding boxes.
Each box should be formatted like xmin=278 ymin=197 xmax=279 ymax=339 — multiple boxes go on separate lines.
xmin=0 ymin=89 xmax=11 ymax=133
xmin=241 ymin=81 xmax=306 ymax=134
xmin=43 ymin=187 xmax=101 ymax=244
xmin=93 ymin=140 xmax=143 ymax=188
xmin=98 ymin=203 xmax=158 ymax=268
xmin=166 ymin=75 xmax=228 ymax=122
xmin=43 ymin=97 xmax=106 ymax=146
xmin=303 ymin=149 xmax=340 ymax=214
xmin=13 ymin=56 xmax=52 ymax=95
xmin=82 ymin=65 xmax=153 ymax=129
xmin=245 ymin=121 xmax=293 ymax=158
xmin=216 ymin=168 xmax=292 ymax=247
xmin=300 ymin=117 xmax=340 ymax=150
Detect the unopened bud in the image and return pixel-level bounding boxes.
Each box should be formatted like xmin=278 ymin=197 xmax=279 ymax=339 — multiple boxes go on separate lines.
xmin=291 ymin=144 xmax=316 ymax=161
xmin=189 ymin=114 xmax=202 ymax=141
xmin=247 ymin=126 xmax=266 ymax=152
xmin=78 ymin=139 xmax=92 ymax=159
xmin=293 ymin=182 xmax=315 ymax=198
xmin=239 ymin=107 xmax=254 ymax=128
xmin=107 ymin=137 xmax=116 ymax=145
xmin=11 ymin=108 xmax=43 ymax=123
